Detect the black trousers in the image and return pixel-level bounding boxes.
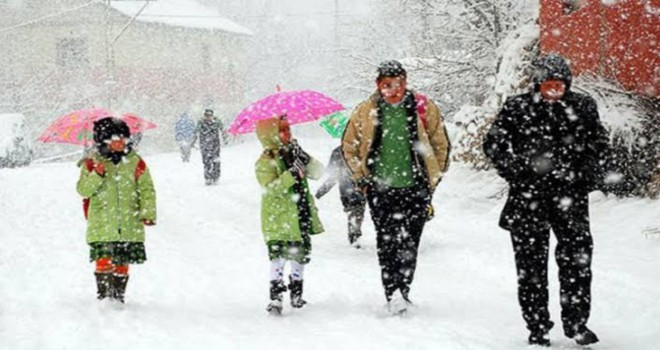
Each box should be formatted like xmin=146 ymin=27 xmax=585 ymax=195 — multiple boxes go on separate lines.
xmin=346 ymin=203 xmax=365 ymax=244
xmin=201 ymin=150 xmax=220 ymax=182
xmin=367 ymin=184 xmax=429 ymax=301
xmin=509 ymin=193 xmax=593 ymax=334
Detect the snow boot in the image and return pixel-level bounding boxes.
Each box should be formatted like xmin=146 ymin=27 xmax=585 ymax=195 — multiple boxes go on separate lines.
xmin=349 ymin=236 xmax=362 ymax=249
xmin=289 ymin=276 xmax=307 ymax=308
xmin=528 ymin=321 xmax=554 ymax=347
xmin=266 ymin=280 xmax=287 ymax=315
xmin=94 ymin=272 xmax=113 ymax=300
xmin=112 ymin=274 xmax=129 ymax=303
xmin=387 ymin=292 xmax=408 ymax=315
xmin=400 ymin=285 xmax=413 ymax=305
xmin=528 ymin=332 xmax=551 ymax=347
xmin=566 ymin=325 xmax=599 ymax=346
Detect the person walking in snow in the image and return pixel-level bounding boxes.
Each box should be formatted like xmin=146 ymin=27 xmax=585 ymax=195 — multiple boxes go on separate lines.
xmin=341 ymin=60 xmax=451 ymax=314
xmin=174 ymin=112 xmax=196 ymax=163
xmin=315 ymin=146 xmax=366 ymax=248
xmin=483 ymin=54 xmax=610 ymax=346
xmin=192 ymin=109 xmax=223 ymax=185
xmin=255 ymin=115 xmax=324 ymax=315
xmin=77 ymin=117 xmax=157 ymax=304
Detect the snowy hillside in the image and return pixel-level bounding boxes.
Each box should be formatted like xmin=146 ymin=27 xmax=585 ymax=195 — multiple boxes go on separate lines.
xmin=1 ymin=138 xmax=659 ymax=349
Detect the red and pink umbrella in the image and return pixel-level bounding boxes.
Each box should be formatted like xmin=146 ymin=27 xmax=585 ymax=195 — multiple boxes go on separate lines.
xmin=38 ymin=108 xmax=157 ymax=146
xmin=228 ymin=90 xmax=344 ymax=135
xmin=121 ymin=113 xmax=157 ymax=134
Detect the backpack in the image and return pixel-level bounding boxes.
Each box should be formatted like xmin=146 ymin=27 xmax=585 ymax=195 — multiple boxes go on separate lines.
xmin=415 ymin=92 xmax=452 ymax=172
xmin=416 ymin=93 xmax=428 ymax=130
xmin=81 ymin=157 xmax=147 ymax=220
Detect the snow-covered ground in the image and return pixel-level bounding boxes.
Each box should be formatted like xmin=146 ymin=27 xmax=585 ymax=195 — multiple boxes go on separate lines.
xmin=1 ymin=137 xmax=659 ymax=349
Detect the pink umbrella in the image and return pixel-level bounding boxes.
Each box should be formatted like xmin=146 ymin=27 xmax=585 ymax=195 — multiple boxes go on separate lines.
xmin=38 ymin=108 xmax=157 ymax=146
xmin=228 ymin=90 xmax=345 ymax=134
xmin=122 ymin=113 xmax=157 ymax=134
xmin=38 ymin=108 xmax=112 ymax=145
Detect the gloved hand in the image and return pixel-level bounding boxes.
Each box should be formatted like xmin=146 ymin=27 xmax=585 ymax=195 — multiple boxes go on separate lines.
xmin=290 ymin=158 xmax=306 ymax=179
xmin=94 ymin=162 xmax=105 ymax=176
xmin=142 ymin=219 xmax=156 ymax=226
xmin=426 ymin=203 xmax=435 ymax=221
xmin=355 ymin=177 xmax=371 ymax=194
xmin=353 ymin=189 xmax=366 ymax=204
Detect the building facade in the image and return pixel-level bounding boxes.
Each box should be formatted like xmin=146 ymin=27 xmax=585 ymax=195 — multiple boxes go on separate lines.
xmin=540 ymin=0 xmax=659 ymax=97
xmin=0 ymin=0 xmax=251 ymax=155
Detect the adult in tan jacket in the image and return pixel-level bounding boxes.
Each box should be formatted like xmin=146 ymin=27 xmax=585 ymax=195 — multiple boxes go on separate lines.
xmin=341 ymin=60 xmax=450 ymax=313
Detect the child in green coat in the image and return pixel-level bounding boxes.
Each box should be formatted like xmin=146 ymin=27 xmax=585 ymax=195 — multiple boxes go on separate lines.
xmin=77 ymin=117 xmax=157 ymax=303
xmin=255 ymin=116 xmax=324 ymax=315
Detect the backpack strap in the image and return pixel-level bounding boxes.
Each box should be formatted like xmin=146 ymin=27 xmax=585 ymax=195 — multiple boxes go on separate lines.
xmin=83 ymin=158 xmax=95 ymax=172
xmin=135 ymin=157 xmax=147 ymax=181
xmin=82 ymin=158 xmax=95 ymax=220
xmin=416 ymin=93 xmax=428 ymax=130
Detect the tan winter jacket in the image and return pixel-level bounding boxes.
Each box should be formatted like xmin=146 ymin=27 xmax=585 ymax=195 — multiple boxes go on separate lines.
xmin=341 ymin=91 xmax=450 ymax=192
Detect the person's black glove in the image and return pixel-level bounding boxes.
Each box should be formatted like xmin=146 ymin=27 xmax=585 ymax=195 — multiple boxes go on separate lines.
xmin=289 ymin=141 xmax=310 ymax=165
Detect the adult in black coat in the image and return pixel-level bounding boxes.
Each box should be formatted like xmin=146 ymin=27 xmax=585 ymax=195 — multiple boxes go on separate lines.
xmin=483 ymin=54 xmax=609 ymax=347
xmin=315 ymin=146 xmax=366 ymax=247
xmin=193 ymin=109 xmax=223 ymax=185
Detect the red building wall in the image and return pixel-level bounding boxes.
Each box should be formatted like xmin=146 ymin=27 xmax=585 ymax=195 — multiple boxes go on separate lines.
xmin=540 ymin=0 xmax=659 ymax=97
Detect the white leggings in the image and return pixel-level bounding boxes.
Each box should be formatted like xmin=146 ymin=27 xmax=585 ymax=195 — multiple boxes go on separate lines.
xmin=270 ymin=258 xmax=305 ymax=282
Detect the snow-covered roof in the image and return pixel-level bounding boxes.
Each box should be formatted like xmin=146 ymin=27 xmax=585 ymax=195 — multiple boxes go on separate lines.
xmin=109 ymin=0 xmax=252 ymax=36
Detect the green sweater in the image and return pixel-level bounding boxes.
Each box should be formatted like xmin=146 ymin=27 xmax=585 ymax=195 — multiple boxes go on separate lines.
xmin=373 ymin=103 xmax=415 ymax=188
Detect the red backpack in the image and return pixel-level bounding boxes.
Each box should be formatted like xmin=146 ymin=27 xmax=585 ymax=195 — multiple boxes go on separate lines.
xmin=81 ymin=158 xmax=147 ymax=220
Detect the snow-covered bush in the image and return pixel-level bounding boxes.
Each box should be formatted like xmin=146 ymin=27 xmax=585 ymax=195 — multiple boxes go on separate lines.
xmin=0 ymin=113 xmax=32 ymax=168
xmin=574 ymin=79 xmax=660 ymax=197
xmin=451 ymin=20 xmax=539 ymax=170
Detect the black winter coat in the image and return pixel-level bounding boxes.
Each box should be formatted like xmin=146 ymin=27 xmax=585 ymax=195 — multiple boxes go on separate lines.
xmin=483 ymin=91 xmax=611 ymax=230
xmin=196 ymin=117 xmax=223 ymax=156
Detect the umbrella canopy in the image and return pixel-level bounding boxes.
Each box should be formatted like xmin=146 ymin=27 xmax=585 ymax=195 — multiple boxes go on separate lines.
xmin=38 ymin=108 xmax=157 ymax=146
xmin=122 ymin=113 xmax=157 ymax=134
xmin=319 ymin=110 xmax=349 ymax=139
xmin=228 ymin=90 xmax=344 ymax=135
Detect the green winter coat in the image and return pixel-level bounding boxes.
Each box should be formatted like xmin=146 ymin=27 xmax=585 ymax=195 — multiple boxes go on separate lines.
xmin=255 ymin=118 xmax=324 ymax=242
xmin=76 ymin=151 xmax=157 ymax=243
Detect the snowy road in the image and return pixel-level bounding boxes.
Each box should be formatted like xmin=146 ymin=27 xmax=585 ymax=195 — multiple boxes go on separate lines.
xmin=1 ymin=138 xmax=659 ymax=349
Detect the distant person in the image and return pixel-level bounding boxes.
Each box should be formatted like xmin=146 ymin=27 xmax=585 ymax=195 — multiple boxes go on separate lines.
xmin=174 ymin=113 xmax=196 ymax=163
xmin=315 ymin=146 xmax=366 ymax=248
xmin=77 ymin=117 xmax=157 ymax=304
xmin=483 ymin=54 xmax=609 ymax=346
xmin=192 ymin=109 xmax=223 ymax=185
xmin=255 ymin=116 xmax=324 ymax=315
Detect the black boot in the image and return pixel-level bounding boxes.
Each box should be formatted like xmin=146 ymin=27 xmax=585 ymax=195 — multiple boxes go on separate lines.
xmin=270 ymin=280 xmax=287 ymax=301
xmin=528 ymin=331 xmax=551 ymax=347
xmin=267 ymin=280 xmax=287 ymax=315
xmin=112 ymin=274 xmax=129 ymax=303
xmin=565 ymin=325 xmax=599 ymax=346
xmin=94 ymin=272 xmax=112 ymax=300
xmin=289 ymin=276 xmax=307 ymax=308
xmin=400 ymin=285 xmax=412 ymax=304
xmin=528 ymin=321 xmax=554 ymax=347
